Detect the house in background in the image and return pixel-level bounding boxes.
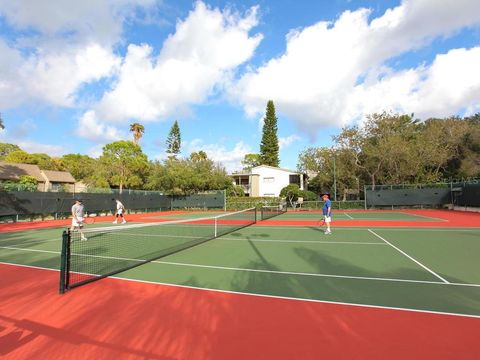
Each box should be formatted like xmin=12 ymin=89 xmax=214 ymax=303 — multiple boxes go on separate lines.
xmin=0 ymin=161 xmax=47 ymax=191
xmin=41 ymin=170 xmax=76 ymax=192
xmin=231 ymin=165 xmax=308 ymax=197
xmin=0 ymin=161 xmax=79 ymax=192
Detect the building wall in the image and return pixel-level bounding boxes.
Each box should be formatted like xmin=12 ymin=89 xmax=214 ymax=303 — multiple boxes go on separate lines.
xmin=250 ymin=175 xmax=260 ymax=197
xmin=251 ymin=167 xmax=295 ymax=197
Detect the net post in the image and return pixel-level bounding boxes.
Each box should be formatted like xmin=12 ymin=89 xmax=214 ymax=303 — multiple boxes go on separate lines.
xmin=214 ymin=217 xmax=217 ymax=238
xmin=59 ymin=229 xmax=70 ymax=294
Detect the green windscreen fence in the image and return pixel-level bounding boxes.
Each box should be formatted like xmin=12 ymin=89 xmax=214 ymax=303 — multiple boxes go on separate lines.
xmin=365 ymin=187 xmax=451 ymax=208
xmin=455 ymin=183 xmax=480 ymax=207
xmin=365 ymin=181 xmax=480 ymax=208
xmin=0 ymin=190 xmax=225 ymax=218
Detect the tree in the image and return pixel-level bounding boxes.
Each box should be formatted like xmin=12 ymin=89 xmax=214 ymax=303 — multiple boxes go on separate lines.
xmin=4 ymin=150 xmax=35 ymax=164
xmin=297 ymin=147 xmax=358 ymax=199
xmin=99 ymin=141 xmax=149 ymax=193
xmin=260 ymin=100 xmax=280 ymax=167
xmin=60 ymin=154 xmax=97 ymax=182
xmin=130 ymin=123 xmax=145 ymax=144
xmin=241 ymin=153 xmax=261 ymax=170
xmin=146 ymin=153 xmax=232 ymax=194
xmin=166 ymin=120 xmax=181 ymax=157
xmin=0 ymin=143 xmax=21 ymax=159
xmin=280 ymin=184 xmax=300 ymax=208
xmin=334 ymin=112 xmax=419 ymax=189
xmin=19 ymin=175 xmax=38 ymax=191
xmin=0 ymin=113 xmax=4 ymax=130
xmin=190 ymin=150 xmax=208 ymax=162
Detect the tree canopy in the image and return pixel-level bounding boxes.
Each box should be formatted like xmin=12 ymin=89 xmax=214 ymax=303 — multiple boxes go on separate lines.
xmin=99 ymin=141 xmax=149 ymax=193
xmin=260 ymin=100 xmax=280 ymax=167
xmin=130 ymin=123 xmax=145 ymax=144
xmin=242 ymin=153 xmax=261 ymax=170
xmin=299 ymin=112 xmax=480 ymax=197
xmin=166 ymin=120 xmax=181 ymax=157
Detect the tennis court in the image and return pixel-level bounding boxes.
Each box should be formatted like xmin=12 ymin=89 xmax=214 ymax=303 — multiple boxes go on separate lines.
xmin=1 ymin=208 xmax=479 ymax=359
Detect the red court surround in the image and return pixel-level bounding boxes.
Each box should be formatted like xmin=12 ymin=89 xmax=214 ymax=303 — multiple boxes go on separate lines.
xmin=0 ymin=263 xmax=479 ymax=360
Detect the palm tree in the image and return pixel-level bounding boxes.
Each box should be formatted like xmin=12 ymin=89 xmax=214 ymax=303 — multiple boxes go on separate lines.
xmin=0 ymin=113 xmax=4 ymax=130
xmin=130 ymin=123 xmax=145 ymax=144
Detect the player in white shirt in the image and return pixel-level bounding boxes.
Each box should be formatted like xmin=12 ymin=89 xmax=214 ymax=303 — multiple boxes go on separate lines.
xmin=113 ymin=199 xmax=127 ymax=224
xmin=70 ymin=199 xmax=87 ymax=240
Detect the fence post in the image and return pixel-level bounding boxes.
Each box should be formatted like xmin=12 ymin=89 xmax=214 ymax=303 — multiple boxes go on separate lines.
xmin=363 ymin=185 xmax=367 ymax=210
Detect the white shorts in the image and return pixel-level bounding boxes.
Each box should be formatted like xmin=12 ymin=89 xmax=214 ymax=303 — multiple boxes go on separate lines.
xmin=324 ymin=216 xmax=332 ymax=223
xmin=72 ymin=217 xmax=84 ymax=227
xmin=117 ymin=209 xmax=124 ymax=215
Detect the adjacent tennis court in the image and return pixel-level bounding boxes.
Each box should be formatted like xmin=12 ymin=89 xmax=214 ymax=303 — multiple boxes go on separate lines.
xmin=1 ymin=208 xmax=479 ymax=359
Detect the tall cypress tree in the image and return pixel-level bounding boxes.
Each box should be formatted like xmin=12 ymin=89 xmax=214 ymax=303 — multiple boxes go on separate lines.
xmin=260 ymin=100 xmax=280 ymax=167
xmin=166 ymin=120 xmax=181 ymax=157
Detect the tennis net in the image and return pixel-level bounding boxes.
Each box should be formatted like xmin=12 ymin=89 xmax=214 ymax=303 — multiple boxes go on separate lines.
xmin=59 ymin=208 xmax=257 ymax=293
xmin=260 ymin=203 xmax=287 ymax=221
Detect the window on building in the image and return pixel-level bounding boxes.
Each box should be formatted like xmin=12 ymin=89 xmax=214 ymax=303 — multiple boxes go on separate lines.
xmin=289 ymin=174 xmax=300 ymax=185
xmin=50 ymin=183 xmax=64 ymax=192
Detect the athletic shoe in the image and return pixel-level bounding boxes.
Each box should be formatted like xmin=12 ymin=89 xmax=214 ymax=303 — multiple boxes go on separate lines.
xmin=81 ymin=236 xmax=88 ymax=241
xmin=324 ymin=230 xmax=331 ymax=235
xmin=113 ymin=221 xmax=117 ymax=224
xmin=122 ymin=220 xmax=127 ymax=224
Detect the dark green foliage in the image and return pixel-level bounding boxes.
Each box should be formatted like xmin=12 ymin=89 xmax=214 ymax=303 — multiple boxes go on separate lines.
xmin=242 ymin=153 xmax=261 ymax=169
xmin=99 ymin=141 xmax=149 ymax=193
xmin=298 ymin=189 xmax=318 ymax=201
xmin=0 ymin=143 xmax=21 ymax=159
xmin=0 ymin=175 xmax=37 ymax=192
xmin=60 ymin=154 xmax=97 ymax=183
xmin=166 ymin=120 xmax=181 ymax=157
xmin=260 ymin=101 xmax=279 ymax=167
xmin=4 ymin=150 xmax=61 ymax=170
xmin=146 ymin=152 xmax=232 ymax=194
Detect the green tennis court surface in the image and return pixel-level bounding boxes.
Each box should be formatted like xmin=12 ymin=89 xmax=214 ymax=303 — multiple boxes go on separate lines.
xmin=1 ymin=217 xmax=479 ymax=317
xmin=148 ymin=210 xmax=446 ymax=221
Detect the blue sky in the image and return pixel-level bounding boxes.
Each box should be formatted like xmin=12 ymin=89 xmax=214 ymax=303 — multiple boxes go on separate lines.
xmin=0 ymin=0 xmax=479 ymax=172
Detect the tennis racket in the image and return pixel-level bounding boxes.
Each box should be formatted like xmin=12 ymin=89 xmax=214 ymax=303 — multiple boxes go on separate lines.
xmin=318 ymin=217 xmax=325 ymax=226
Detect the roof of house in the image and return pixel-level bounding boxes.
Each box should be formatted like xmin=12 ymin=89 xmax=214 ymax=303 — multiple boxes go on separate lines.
xmin=232 ymin=165 xmax=306 ymax=176
xmin=41 ymin=170 xmax=76 ymax=183
xmin=0 ymin=161 xmax=45 ymax=182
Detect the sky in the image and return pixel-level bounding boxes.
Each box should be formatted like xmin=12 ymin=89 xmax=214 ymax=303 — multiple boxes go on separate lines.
xmin=0 ymin=0 xmax=479 ymax=172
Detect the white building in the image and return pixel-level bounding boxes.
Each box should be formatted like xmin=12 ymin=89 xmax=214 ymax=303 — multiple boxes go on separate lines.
xmin=231 ymin=165 xmax=308 ymax=197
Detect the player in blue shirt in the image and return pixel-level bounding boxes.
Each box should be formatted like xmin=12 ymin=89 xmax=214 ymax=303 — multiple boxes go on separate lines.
xmin=321 ymin=194 xmax=332 ymax=234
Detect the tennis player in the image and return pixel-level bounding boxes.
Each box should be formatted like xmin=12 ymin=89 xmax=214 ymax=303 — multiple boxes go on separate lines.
xmin=113 ymin=199 xmax=127 ymax=224
xmin=70 ymin=199 xmax=87 ymax=241
xmin=321 ymin=194 xmax=332 ymax=234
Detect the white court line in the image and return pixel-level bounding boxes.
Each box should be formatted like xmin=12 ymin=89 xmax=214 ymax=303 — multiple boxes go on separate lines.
xmin=396 ymin=212 xmax=449 ymax=222
xmin=343 ymin=212 xmax=354 ymax=219
xmin=3 ymin=245 xmax=480 ymax=289
xmin=367 ymin=229 xmax=450 ymax=284
xmin=253 ymin=225 xmax=480 ymax=231
xmin=1 ymin=260 xmax=479 ymax=319
xmin=219 ymin=238 xmax=385 ymax=245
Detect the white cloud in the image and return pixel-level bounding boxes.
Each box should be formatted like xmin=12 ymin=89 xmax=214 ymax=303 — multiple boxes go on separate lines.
xmin=76 ymin=110 xmax=127 ymax=143
xmin=279 ymin=135 xmax=300 ymax=149
xmin=344 ymin=47 xmax=480 ymax=121
xmin=184 ymin=139 xmax=252 ymax=172
xmin=0 ymin=0 xmax=154 ymax=109
xmin=0 ymin=0 xmax=155 ymax=44
xmin=231 ymin=0 xmax=480 ymax=132
xmin=95 ymin=1 xmax=262 ymax=122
